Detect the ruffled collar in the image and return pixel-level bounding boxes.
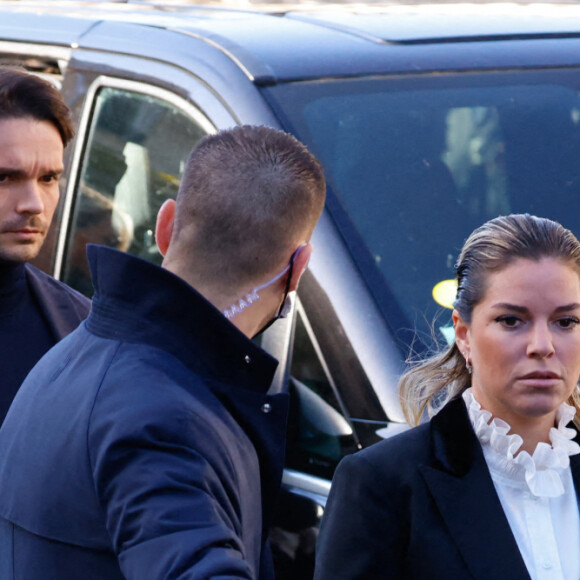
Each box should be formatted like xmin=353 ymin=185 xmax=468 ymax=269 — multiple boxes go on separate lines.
xmin=462 ymin=388 xmax=580 ymax=498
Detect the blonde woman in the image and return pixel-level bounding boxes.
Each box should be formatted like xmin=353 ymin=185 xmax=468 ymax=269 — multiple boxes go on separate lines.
xmin=315 ymin=214 xmax=580 ymax=580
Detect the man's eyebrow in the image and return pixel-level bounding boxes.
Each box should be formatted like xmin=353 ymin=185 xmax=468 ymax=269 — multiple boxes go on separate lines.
xmin=0 ymin=168 xmax=26 ymax=177
xmin=0 ymin=167 xmax=64 ymax=177
xmin=44 ymin=169 xmax=64 ymax=177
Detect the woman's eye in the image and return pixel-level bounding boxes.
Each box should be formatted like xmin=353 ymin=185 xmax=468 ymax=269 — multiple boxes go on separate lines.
xmin=495 ymin=315 xmax=521 ymax=328
xmin=557 ymin=317 xmax=580 ymax=329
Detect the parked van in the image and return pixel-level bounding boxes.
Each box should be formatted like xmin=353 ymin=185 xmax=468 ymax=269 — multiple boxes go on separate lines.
xmin=3 ymin=1 xmax=580 ymax=576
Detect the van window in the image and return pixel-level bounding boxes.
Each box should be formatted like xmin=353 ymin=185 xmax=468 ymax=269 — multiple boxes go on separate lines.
xmin=267 ymin=71 xmax=580 ymax=348
xmin=287 ymin=270 xmax=392 ymax=478
xmin=287 ymin=301 xmax=359 ymax=480
xmin=63 ymin=87 xmax=209 ymax=295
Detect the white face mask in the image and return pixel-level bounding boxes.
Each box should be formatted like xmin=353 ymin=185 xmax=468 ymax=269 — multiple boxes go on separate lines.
xmin=223 ymin=246 xmax=304 ymax=336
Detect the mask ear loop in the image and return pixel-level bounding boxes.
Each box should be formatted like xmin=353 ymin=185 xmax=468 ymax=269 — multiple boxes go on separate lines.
xmin=270 ymin=249 xmax=296 ymax=319
xmin=251 ymin=247 xmax=303 ymax=338
xmin=253 ymin=262 xmax=293 ymax=294
xmin=223 ymin=245 xmax=305 ymax=320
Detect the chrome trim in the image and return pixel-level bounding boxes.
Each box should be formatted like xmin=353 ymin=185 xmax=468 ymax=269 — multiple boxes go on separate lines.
xmin=294 ymin=298 xmax=356 ymax=432
xmin=172 ymin=28 xmax=255 ymax=82
xmin=309 ymin=212 xmax=405 ymax=422
xmin=0 ymin=41 xmax=71 ymax=61
xmin=54 ymin=75 xmax=217 ymax=279
xmin=260 ymin=301 xmax=295 ymax=395
xmin=282 ymin=468 xmax=331 ymax=499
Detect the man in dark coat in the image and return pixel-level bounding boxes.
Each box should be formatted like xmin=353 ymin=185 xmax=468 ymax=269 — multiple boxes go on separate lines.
xmin=0 ymin=125 xmax=326 ymax=578
xmin=0 ymin=66 xmax=90 ymax=424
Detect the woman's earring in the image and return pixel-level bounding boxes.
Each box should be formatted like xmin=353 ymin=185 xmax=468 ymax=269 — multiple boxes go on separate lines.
xmin=464 ymin=353 xmax=472 ymax=374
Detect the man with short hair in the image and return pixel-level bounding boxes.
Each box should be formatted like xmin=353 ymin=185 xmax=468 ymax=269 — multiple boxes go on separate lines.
xmin=0 ymin=66 xmax=90 ymax=424
xmin=0 ymin=125 xmax=326 ymax=579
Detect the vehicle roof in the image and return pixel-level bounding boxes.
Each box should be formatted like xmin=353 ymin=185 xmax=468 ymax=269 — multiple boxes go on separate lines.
xmin=2 ymin=0 xmax=580 ymax=83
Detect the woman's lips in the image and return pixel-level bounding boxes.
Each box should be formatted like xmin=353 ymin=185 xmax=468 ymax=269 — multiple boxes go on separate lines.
xmin=518 ymin=371 xmax=561 ymax=387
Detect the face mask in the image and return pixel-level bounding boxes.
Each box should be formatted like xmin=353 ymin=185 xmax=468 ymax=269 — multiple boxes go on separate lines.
xmin=223 ymin=247 xmax=302 ymax=337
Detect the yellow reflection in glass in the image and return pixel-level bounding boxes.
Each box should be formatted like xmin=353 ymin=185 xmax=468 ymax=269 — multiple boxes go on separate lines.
xmin=432 ymin=279 xmax=458 ymax=309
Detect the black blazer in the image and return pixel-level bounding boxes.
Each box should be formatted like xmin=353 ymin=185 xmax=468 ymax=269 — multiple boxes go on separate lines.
xmin=314 ymin=396 xmax=580 ymax=580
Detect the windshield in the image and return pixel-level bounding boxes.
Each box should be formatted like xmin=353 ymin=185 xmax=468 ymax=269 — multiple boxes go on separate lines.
xmin=266 ymin=70 xmax=580 ymax=350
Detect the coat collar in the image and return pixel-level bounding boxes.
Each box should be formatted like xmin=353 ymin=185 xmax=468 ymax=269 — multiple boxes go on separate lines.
xmin=86 ymin=244 xmax=279 ymax=396
xmin=419 ymin=396 xmax=531 ymax=580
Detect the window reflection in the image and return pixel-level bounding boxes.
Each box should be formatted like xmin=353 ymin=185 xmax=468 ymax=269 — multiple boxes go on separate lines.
xmin=63 ymin=87 xmax=209 ymax=295
xmin=271 ymin=76 xmax=580 ymax=347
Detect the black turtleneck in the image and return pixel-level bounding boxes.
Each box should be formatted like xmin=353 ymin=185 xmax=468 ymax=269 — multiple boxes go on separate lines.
xmin=0 ymin=260 xmax=55 ymax=424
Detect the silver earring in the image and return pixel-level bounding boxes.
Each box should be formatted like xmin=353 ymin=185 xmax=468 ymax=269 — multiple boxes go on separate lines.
xmin=464 ymin=353 xmax=472 ymax=374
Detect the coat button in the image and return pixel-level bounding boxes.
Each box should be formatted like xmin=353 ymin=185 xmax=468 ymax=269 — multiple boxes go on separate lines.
xmin=244 ymin=355 xmax=251 ymax=364
xmin=261 ymin=403 xmax=272 ymax=414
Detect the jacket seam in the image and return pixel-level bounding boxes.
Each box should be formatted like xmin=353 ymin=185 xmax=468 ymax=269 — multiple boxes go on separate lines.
xmin=86 ymin=340 xmax=124 ymax=523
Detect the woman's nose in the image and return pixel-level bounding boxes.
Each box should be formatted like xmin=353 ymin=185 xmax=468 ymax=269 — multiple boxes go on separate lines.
xmin=526 ymin=323 xmax=555 ymax=359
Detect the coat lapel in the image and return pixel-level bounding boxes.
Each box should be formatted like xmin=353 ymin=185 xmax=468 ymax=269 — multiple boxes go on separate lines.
xmin=25 ymin=265 xmax=89 ymax=341
xmin=419 ymin=397 xmax=530 ymax=580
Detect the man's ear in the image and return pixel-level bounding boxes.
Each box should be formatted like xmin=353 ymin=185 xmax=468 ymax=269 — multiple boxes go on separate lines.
xmin=452 ymin=308 xmax=470 ymax=355
xmin=155 ymin=199 xmax=176 ymax=257
xmin=288 ymin=243 xmax=314 ymax=292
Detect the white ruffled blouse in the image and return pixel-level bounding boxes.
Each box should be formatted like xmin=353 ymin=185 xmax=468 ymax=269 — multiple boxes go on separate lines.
xmin=462 ymin=388 xmax=580 ymax=580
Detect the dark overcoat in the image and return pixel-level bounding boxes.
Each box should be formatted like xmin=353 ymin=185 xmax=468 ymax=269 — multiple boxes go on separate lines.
xmin=0 ymin=246 xmax=288 ymax=579
xmin=25 ymin=262 xmax=91 ymax=339
xmin=315 ymin=396 xmax=580 ymax=580
xmin=0 ymin=263 xmax=90 ymax=424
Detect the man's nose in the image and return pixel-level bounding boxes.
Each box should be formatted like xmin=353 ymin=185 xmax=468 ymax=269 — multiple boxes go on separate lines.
xmin=15 ymin=181 xmax=44 ymax=215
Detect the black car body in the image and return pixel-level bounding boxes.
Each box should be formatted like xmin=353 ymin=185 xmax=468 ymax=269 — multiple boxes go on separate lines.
xmin=2 ymin=0 xmax=580 ymax=575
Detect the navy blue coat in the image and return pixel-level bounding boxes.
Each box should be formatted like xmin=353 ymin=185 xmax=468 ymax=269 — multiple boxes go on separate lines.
xmin=0 ymin=246 xmax=288 ymax=579
xmin=0 ymin=263 xmax=90 ymax=423
xmin=24 ymin=263 xmax=91 ymax=339
xmin=315 ymin=396 xmax=580 ymax=580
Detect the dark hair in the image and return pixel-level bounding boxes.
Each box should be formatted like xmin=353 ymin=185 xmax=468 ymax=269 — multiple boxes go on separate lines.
xmin=0 ymin=66 xmax=74 ymax=145
xmin=400 ymin=214 xmax=580 ymax=425
xmin=173 ymin=125 xmax=326 ymax=286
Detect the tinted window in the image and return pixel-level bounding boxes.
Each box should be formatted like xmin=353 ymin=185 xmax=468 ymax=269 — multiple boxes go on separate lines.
xmin=63 ymin=87 xmax=209 ymax=295
xmin=287 ymin=270 xmax=391 ymax=478
xmin=287 ymin=300 xmax=359 ymax=480
xmin=267 ymin=71 xmax=580 ymax=349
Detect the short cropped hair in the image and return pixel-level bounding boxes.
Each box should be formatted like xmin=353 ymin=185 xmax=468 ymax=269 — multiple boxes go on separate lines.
xmin=0 ymin=66 xmax=74 ymax=146
xmin=173 ymin=125 xmax=326 ymax=286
